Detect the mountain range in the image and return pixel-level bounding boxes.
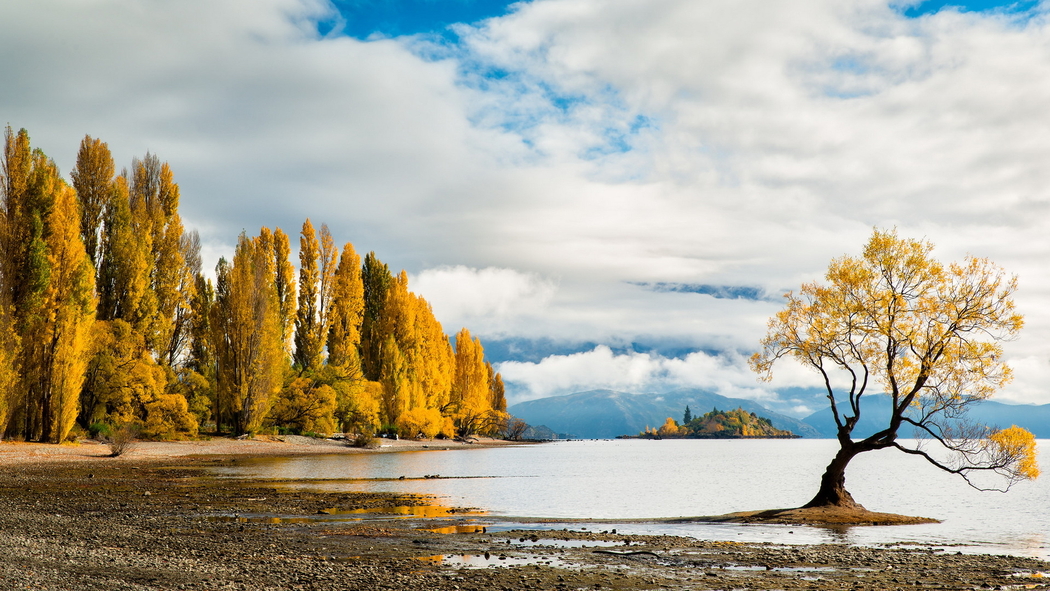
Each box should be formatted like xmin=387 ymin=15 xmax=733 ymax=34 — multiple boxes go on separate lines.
xmin=507 ymin=389 xmax=1050 ymax=439
xmin=508 ymin=389 xmax=821 ymax=439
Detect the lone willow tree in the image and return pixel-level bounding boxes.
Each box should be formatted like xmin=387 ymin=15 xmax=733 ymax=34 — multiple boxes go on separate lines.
xmin=751 ymin=228 xmax=1038 ymax=509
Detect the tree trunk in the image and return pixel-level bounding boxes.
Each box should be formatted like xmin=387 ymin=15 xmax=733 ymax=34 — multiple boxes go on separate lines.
xmin=803 ymin=443 xmax=864 ymax=509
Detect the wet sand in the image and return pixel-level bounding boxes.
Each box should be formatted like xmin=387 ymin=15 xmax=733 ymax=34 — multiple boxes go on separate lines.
xmin=0 ymin=438 xmax=1046 ymax=590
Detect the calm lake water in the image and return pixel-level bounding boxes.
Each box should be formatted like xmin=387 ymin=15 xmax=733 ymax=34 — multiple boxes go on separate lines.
xmin=212 ymin=439 xmax=1050 ymax=559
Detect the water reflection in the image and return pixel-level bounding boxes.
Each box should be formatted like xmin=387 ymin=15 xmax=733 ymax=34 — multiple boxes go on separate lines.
xmin=206 ymin=503 xmax=481 ymax=524
xmin=426 ymin=524 xmax=488 ymax=534
xmin=211 ymin=439 xmax=1050 ymax=559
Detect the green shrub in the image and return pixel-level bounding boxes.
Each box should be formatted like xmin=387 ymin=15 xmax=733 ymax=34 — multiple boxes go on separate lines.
xmin=89 ymin=422 xmax=112 ymax=440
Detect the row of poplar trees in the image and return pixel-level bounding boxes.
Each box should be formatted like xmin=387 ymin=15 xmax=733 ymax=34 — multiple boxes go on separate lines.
xmin=0 ymin=127 xmax=508 ymax=443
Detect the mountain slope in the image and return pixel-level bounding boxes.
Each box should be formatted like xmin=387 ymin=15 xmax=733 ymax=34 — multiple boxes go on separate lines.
xmin=508 ymin=389 xmax=821 ymax=439
xmin=802 ymin=395 xmax=1050 ymax=438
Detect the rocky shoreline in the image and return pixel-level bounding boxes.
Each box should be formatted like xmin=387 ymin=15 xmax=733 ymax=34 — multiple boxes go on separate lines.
xmin=0 ymin=444 xmax=1046 ymax=590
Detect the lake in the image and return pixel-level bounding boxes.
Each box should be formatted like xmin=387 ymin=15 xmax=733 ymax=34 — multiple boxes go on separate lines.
xmin=212 ymin=439 xmax=1050 ymax=559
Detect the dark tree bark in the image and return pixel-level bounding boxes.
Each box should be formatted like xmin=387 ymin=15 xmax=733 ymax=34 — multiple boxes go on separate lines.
xmin=803 ymin=442 xmax=863 ymax=508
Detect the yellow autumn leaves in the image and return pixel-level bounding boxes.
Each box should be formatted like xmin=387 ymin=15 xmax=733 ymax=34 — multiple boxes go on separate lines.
xmin=751 ymin=228 xmax=1038 ymax=486
xmin=0 ymin=127 xmax=507 ymax=442
xmin=988 ymin=425 xmax=1040 ymax=480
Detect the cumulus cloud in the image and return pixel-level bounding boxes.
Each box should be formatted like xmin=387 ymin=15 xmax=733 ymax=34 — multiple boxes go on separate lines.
xmin=410 ymin=265 xmax=557 ymax=333
xmin=5 ymin=0 xmax=1050 ymax=404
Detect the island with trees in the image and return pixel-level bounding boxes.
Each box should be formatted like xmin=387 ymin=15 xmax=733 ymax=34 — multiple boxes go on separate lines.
xmin=629 ymin=406 xmax=798 ymax=439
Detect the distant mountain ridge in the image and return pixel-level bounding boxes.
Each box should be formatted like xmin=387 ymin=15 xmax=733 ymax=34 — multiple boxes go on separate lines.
xmin=802 ymin=394 xmax=1050 ymax=439
xmin=507 ymin=389 xmax=821 ymax=439
xmin=509 ymin=389 xmax=1050 ymax=440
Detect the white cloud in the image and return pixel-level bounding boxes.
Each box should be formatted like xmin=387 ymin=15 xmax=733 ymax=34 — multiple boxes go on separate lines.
xmin=4 ymin=0 xmax=1050 ymax=405
xmin=497 ymin=346 xmax=778 ymax=404
xmin=410 ymin=265 xmax=556 ymax=334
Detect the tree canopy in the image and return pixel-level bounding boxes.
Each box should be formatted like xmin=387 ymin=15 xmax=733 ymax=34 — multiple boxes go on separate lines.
xmin=751 ymin=228 xmax=1038 ymax=508
xmin=0 ymin=127 xmax=510 ymax=442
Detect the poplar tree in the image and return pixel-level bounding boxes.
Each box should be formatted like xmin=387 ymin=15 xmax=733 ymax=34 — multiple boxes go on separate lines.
xmin=211 ymin=230 xmax=284 ymax=434
xmin=326 ymin=242 xmax=364 ymax=370
xmin=272 ymin=227 xmax=297 ymax=353
xmin=377 ymin=273 xmax=421 ymax=423
xmin=294 ymin=219 xmax=333 ymax=372
xmin=31 ymin=178 xmax=95 ymax=442
xmin=360 ymin=252 xmax=391 ymax=380
xmin=0 ymin=127 xmax=31 ymax=436
xmin=450 ymin=328 xmax=490 ymax=435
xmin=413 ymin=294 xmax=454 ymax=411
xmin=95 ymin=176 xmax=149 ymax=323
xmin=379 ymin=334 xmax=410 ymax=427
xmin=163 ymin=228 xmax=199 ymax=367
xmin=181 ymin=271 xmax=216 ymax=424
xmin=70 ymin=135 xmax=114 ymax=267
xmin=0 ymin=298 xmax=18 ymax=434
xmin=488 ymin=362 xmax=507 ymax=413
xmin=144 ymin=161 xmax=191 ymax=367
xmin=1 ymin=130 xmax=96 ymax=442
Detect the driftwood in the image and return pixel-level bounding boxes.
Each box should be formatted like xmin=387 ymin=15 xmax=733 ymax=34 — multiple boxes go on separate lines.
xmin=593 ymin=549 xmax=660 ymax=558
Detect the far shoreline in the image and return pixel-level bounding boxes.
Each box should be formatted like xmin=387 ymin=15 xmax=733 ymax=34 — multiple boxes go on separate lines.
xmin=0 ymin=434 xmax=535 ymax=465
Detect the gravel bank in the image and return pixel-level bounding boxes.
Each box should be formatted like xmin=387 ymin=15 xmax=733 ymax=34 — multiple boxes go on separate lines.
xmin=0 ymin=442 xmax=1046 ymax=590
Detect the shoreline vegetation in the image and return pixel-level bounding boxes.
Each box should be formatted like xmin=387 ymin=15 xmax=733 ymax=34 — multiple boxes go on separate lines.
xmin=0 ymin=440 xmax=1045 ymax=591
xmin=0 ymin=127 xmax=517 ymax=449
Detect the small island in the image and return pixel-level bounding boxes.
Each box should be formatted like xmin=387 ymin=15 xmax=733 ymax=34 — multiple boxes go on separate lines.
xmin=625 ymin=406 xmax=798 ymax=439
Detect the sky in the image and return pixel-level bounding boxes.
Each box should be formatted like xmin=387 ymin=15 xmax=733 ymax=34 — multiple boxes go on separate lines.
xmin=3 ymin=0 xmax=1050 ymax=417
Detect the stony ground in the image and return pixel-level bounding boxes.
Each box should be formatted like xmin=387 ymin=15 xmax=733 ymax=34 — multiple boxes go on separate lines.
xmin=0 ymin=447 xmax=1046 ymax=590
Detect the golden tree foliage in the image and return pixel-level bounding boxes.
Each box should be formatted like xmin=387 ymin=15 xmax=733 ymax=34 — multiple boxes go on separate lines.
xmin=398 ymin=406 xmax=454 ymax=439
xmin=657 ymin=417 xmax=679 ymax=437
xmin=989 ymin=425 xmax=1040 ymax=480
xmin=378 ymin=272 xmax=422 ymax=411
xmin=751 ymin=228 xmax=1036 ymax=506
xmin=96 ymin=177 xmax=150 ymax=323
xmin=333 ymin=379 xmax=381 ymax=435
xmin=1 ymin=130 xmax=97 ymax=442
xmin=0 ymin=303 xmax=20 ymax=434
xmin=272 ymin=227 xmax=297 ymax=353
xmin=33 ymin=182 xmax=97 ymax=442
xmin=326 ymin=242 xmax=364 ymax=369
xmin=294 ymin=219 xmax=332 ymax=372
xmin=81 ymin=320 xmax=166 ymax=426
xmin=70 ymin=135 xmax=114 ymax=267
xmin=413 ymin=294 xmax=454 ymax=411
xmin=80 ymin=319 xmax=199 ymax=440
xmin=0 ymin=128 xmax=29 ymax=437
xmin=141 ymin=391 xmax=199 ymax=440
xmin=450 ymin=328 xmax=493 ymax=435
xmin=360 ymin=252 xmax=392 ymax=381
xmin=1 ymin=128 xmax=506 ymax=443
xmin=488 ymin=361 xmax=507 ymax=413
xmin=373 ymin=272 xmax=462 ymax=435
xmin=211 ymin=230 xmax=285 ymax=435
xmin=130 ymin=155 xmax=189 ymax=364
xmin=269 ymin=376 xmax=337 ymax=435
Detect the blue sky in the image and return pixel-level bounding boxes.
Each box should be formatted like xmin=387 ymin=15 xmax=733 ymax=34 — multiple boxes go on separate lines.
xmin=328 ymin=0 xmax=518 ymax=38
xmin=901 ymin=0 xmax=1040 ymax=17
xmin=326 ymin=0 xmax=1043 ymax=37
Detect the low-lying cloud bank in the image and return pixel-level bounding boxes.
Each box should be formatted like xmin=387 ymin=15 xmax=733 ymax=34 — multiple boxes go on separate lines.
xmin=497 ymin=345 xmax=780 ymax=404
xmin=496 ymin=344 xmax=1050 ymax=419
